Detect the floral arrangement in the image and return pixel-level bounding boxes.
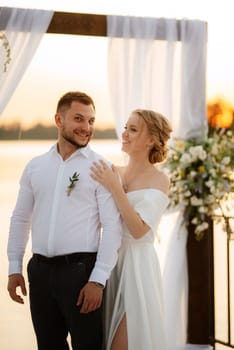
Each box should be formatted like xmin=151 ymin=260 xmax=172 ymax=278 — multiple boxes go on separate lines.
xmin=164 ymin=129 xmax=234 ymax=240
xmin=0 ymin=30 xmax=11 ymax=72
xmin=67 ymin=172 xmax=80 ymax=196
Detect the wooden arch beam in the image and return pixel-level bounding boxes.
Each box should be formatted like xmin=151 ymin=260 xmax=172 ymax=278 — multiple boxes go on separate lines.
xmin=0 ymin=8 xmax=193 ymax=40
xmin=46 ymin=12 xmax=185 ymax=40
xmin=47 ymin=11 xmax=107 ymax=37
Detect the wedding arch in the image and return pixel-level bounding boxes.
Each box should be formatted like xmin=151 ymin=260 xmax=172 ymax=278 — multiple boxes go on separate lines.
xmin=0 ymin=7 xmax=208 ymax=350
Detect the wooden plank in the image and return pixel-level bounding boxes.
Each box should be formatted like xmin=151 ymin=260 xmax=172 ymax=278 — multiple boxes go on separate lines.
xmin=47 ymin=11 xmax=107 ymax=37
xmin=187 ymin=219 xmax=214 ymax=345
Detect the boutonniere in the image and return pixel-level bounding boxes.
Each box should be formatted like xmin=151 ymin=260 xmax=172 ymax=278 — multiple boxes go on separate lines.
xmin=67 ymin=172 xmax=80 ymax=196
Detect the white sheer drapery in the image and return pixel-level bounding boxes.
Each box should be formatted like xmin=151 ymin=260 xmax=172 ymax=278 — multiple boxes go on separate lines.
xmin=107 ymin=16 xmax=207 ymax=140
xmin=107 ymin=16 xmax=208 ymax=350
xmin=0 ymin=7 xmax=53 ymax=114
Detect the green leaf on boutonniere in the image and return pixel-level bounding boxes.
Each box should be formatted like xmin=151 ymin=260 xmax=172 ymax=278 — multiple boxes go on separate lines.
xmin=67 ymin=172 xmax=80 ymax=196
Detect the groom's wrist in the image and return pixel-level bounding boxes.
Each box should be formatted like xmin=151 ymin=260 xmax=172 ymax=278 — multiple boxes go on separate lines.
xmin=93 ymin=282 xmax=104 ymax=289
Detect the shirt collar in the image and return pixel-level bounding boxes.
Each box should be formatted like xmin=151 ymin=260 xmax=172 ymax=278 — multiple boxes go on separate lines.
xmin=77 ymin=145 xmax=91 ymax=158
xmin=51 ymin=143 xmax=91 ymax=159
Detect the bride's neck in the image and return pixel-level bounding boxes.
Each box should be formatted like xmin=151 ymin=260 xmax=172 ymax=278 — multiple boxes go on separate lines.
xmin=125 ymin=157 xmax=152 ymax=172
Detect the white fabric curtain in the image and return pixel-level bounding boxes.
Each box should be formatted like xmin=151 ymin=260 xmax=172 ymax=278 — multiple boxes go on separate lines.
xmin=0 ymin=7 xmax=53 ymax=114
xmin=107 ymin=16 xmax=208 ymax=350
xmin=107 ymin=16 xmax=207 ymax=140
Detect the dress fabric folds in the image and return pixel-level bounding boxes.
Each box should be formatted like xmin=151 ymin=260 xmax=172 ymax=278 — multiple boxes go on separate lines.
xmin=104 ymin=189 xmax=169 ymax=350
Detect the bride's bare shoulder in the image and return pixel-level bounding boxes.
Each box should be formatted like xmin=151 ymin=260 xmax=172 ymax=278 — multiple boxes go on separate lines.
xmin=151 ymin=167 xmax=170 ymax=195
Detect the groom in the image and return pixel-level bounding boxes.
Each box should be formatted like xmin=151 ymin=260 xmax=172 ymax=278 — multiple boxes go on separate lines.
xmin=7 ymin=91 xmax=122 ymax=350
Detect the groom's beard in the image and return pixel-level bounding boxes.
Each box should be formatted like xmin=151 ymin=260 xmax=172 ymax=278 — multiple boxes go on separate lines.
xmin=61 ymin=128 xmax=93 ymax=149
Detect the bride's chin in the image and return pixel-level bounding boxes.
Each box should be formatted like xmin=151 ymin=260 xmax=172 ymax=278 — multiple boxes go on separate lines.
xmin=121 ymin=143 xmax=129 ymax=149
xmin=121 ymin=147 xmax=128 ymax=156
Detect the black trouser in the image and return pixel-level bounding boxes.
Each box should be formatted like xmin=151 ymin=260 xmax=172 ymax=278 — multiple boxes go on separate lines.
xmin=27 ymin=253 xmax=103 ymax=350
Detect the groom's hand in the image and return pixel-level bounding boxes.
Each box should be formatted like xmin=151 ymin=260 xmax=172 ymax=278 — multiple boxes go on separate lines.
xmin=77 ymin=282 xmax=103 ymax=313
xmin=8 ymin=273 xmax=27 ymax=304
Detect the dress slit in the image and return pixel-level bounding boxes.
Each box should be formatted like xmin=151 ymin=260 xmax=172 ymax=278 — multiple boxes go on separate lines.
xmin=108 ymin=312 xmax=127 ymax=350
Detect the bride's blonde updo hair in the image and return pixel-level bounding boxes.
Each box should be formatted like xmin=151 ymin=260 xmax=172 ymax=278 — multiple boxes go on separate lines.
xmin=134 ymin=109 xmax=172 ymax=164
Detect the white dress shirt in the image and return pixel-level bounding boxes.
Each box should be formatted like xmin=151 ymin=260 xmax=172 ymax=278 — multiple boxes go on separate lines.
xmin=7 ymin=144 xmax=122 ymax=286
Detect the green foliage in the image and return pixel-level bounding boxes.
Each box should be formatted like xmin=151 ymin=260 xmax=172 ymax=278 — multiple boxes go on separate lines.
xmin=67 ymin=172 xmax=80 ymax=196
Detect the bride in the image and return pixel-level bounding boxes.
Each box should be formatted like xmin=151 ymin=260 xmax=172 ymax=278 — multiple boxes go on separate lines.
xmin=90 ymin=108 xmax=172 ymax=350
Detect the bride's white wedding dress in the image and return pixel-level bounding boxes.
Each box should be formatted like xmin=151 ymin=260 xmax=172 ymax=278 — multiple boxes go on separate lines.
xmin=104 ymin=188 xmax=169 ymax=350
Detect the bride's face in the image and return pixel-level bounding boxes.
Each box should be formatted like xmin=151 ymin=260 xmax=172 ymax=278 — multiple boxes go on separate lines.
xmin=121 ymin=113 xmax=153 ymax=156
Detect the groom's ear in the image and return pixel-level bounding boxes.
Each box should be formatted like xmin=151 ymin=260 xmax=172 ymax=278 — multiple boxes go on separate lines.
xmin=55 ymin=113 xmax=63 ymax=128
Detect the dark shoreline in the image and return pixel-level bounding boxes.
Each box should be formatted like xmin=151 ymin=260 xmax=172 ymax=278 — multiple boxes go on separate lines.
xmin=0 ymin=124 xmax=117 ymax=140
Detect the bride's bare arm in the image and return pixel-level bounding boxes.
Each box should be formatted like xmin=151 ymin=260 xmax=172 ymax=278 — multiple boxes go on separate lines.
xmin=90 ymin=160 xmax=150 ymax=239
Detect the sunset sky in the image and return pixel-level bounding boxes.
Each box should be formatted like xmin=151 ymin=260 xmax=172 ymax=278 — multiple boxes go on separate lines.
xmin=0 ymin=0 xmax=234 ymax=129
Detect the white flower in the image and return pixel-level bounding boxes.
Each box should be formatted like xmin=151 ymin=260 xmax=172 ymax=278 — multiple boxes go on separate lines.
xmin=180 ymin=153 xmax=192 ymax=164
xmin=174 ymin=139 xmax=185 ymax=150
xmin=191 ymin=217 xmax=198 ymax=224
xmin=190 ymin=196 xmax=203 ymax=206
xmin=209 ymin=169 xmax=216 ymax=177
xmin=205 ymin=180 xmax=214 ymax=188
xmin=211 ymin=144 xmax=218 ymax=155
xmin=190 ymin=171 xmax=197 ymax=177
xmin=210 ymin=186 xmax=216 ymax=194
xmin=222 ymin=156 xmax=230 ymax=165
xmin=195 ymin=222 xmax=209 ymax=233
xmin=184 ymin=190 xmax=191 ymax=197
xmin=198 ymin=150 xmax=207 ymax=160
xmin=189 ymin=146 xmax=207 ymax=161
xmin=198 ymin=206 xmax=208 ymax=213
